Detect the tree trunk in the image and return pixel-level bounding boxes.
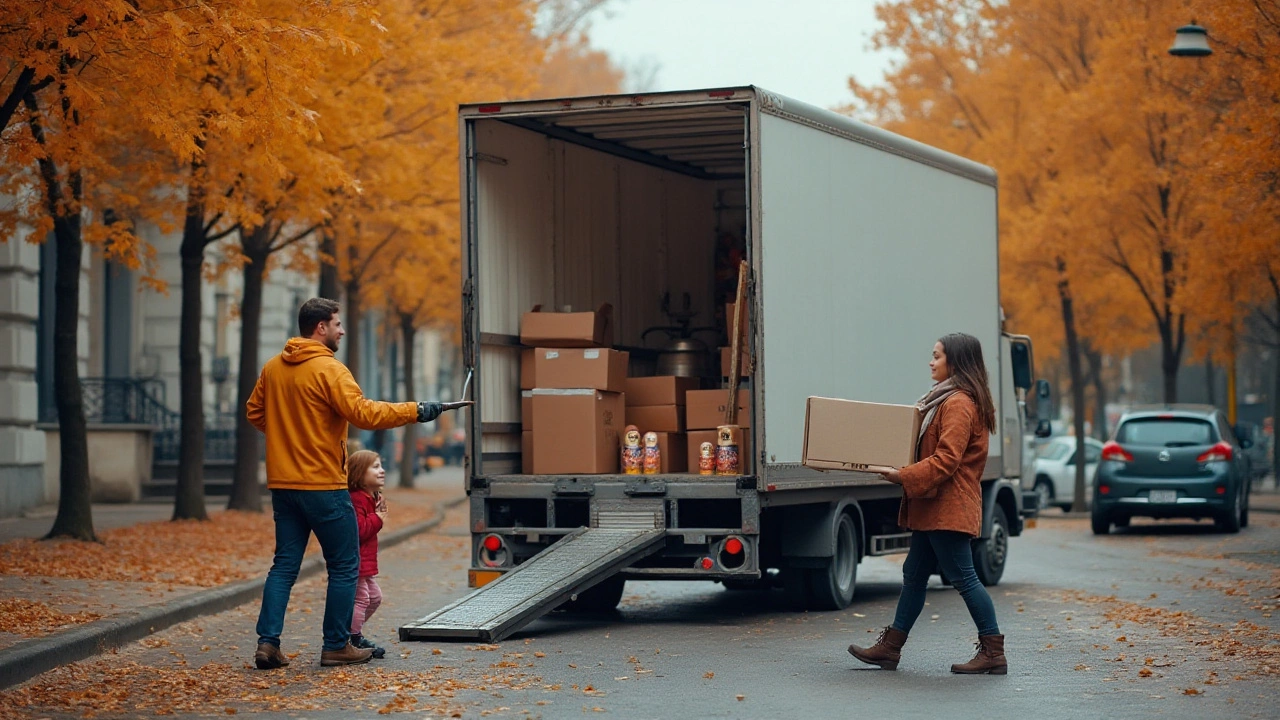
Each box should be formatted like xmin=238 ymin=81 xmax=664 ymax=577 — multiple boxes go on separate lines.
xmin=1057 ymin=259 xmax=1089 ymax=514
xmin=228 ymin=229 xmax=269 ymax=511
xmin=25 ymin=90 xmax=95 ymax=541
xmin=345 ymin=277 xmax=363 ymax=442
xmin=45 ymin=175 xmax=96 ymax=541
xmin=399 ymin=312 xmax=417 ymax=489
xmin=1085 ymin=347 xmax=1108 ymax=441
xmin=1162 ymin=334 xmax=1180 ymax=405
xmin=174 ymin=163 xmax=210 ymax=522
xmin=318 ymin=231 xmax=339 ymax=300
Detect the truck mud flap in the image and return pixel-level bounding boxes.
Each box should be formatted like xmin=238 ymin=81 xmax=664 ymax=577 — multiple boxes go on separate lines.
xmin=398 ymin=527 xmax=665 ymax=643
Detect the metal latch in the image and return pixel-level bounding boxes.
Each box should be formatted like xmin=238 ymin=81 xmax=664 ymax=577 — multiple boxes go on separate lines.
xmin=624 ymin=480 xmax=667 ymax=496
xmin=553 ymin=478 xmax=594 ymax=496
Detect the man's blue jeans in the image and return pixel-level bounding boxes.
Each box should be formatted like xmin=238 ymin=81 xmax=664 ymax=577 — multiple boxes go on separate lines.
xmin=891 ymin=530 xmax=1001 ymax=637
xmin=256 ymin=489 xmax=359 ymax=652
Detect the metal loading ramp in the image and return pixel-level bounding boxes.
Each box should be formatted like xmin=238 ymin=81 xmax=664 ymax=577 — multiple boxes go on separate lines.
xmin=399 ymin=527 xmax=666 ymax=643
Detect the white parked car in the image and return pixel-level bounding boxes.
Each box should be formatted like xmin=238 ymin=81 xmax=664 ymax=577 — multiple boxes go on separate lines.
xmin=1027 ymin=436 xmax=1103 ymax=511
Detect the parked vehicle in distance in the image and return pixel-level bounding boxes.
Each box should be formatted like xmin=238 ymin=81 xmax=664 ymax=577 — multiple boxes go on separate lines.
xmin=1234 ymin=421 xmax=1270 ymax=480
xmin=1092 ymin=405 xmax=1253 ymax=535
xmin=1025 ymin=436 xmax=1103 ymax=511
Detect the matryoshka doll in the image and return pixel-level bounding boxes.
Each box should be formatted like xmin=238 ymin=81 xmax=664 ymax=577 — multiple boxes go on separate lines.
xmin=698 ymin=442 xmax=715 ymax=475
xmin=622 ymin=425 xmax=643 ymax=475
xmin=715 ymin=425 xmax=741 ymax=476
xmin=643 ymin=431 xmax=661 ymax=474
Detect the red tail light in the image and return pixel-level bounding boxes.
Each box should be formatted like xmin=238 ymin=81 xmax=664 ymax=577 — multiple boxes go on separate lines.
xmin=1215 ymin=486 xmax=1227 ymax=495
xmin=1101 ymin=441 xmax=1133 ymax=463
xmin=724 ymin=537 xmax=744 ymax=555
xmin=1098 ymin=484 xmax=1110 ymax=495
xmin=1196 ymin=442 xmax=1233 ymax=463
xmin=482 ymin=534 xmax=502 ymax=552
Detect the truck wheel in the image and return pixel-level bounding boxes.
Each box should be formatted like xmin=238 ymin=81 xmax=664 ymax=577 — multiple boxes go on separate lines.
xmin=973 ymin=506 xmax=1008 ymax=587
xmin=807 ymin=512 xmax=858 ymax=610
xmin=561 ymin=575 xmax=625 ymax=613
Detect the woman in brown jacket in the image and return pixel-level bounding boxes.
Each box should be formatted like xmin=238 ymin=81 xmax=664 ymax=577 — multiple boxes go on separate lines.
xmin=847 ymin=332 xmax=1007 ymax=674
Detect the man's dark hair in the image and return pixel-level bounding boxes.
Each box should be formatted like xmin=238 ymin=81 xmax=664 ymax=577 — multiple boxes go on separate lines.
xmin=298 ymin=298 xmax=340 ymax=337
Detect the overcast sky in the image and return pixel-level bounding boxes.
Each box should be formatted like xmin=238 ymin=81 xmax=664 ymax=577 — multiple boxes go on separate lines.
xmin=584 ymin=0 xmax=897 ymax=111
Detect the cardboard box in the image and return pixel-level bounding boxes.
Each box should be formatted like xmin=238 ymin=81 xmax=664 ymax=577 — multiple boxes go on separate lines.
xmin=521 ymin=390 xmax=532 ymax=427
xmin=719 ymin=347 xmax=752 ymax=378
xmin=687 ymin=430 xmax=752 ymax=474
xmin=802 ymin=397 xmax=922 ymax=473
xmin=520 ymin=349 xmax=536 ymax=390
xmin=624 ymin=376 xmax=699 ymax=407
xmin=532 ymin=348 xmax=629 ymax=392
xmin=521 ymin=431 xmax=533 ymax=474
xmin=653 ymin=432 xmax=687 ymax=473
xmin=521 ymin=303 xmax=614 ymax=348
xmin=625 ymin=404 xmax=685 ymax=433
xmin=686 ymin=389 xmax=752 ymax=429
xmin=531 ymin=390 xmax=624 ymax=474
xmin=725 ymin=301 xmax=749 ymax=341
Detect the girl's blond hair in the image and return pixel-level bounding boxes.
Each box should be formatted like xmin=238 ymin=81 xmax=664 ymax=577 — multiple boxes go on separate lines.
xmin=347 ymin=450 xmax=381 ymax=492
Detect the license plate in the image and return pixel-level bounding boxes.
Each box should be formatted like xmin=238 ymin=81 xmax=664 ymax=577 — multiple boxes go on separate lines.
xmin=1149 ymin=490 xmax=1178 ymax=504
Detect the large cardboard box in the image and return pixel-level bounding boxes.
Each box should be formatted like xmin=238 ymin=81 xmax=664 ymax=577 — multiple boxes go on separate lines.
xmin=625 ymin=405 xmax=685 ymax=433
xmin=725 ymin=301 xmax=750 ymax=341
xmin=687 ymin=430 xmax=752 ymax=474
xmin=531 ymin=390 xmax=624 ymax=474
xmin=719 ymin=347 xmax=752 ymax=378
xmin=520 ymin=349 xmax=536 ymax=390
xmin=653 ymin=432 xmax=688 ymax=473
xmin=624 ymin=376 xmax=699 ymax=407
xmin=521 ymin=390 xmax=533 ymax=427
xmin=521 ymin=304 xmax=613 ymax=348
xmin=532 ymin=348 xmax=628 ymax=392
xmin=686 ymin=389 xmax=752 ymax=429
xmin=521 ymin=431 xmax=533 ymax=474
xmin=802 ymin=397 xmax=922 ymax=473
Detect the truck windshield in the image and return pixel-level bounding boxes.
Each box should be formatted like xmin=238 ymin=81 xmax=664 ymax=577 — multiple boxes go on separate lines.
xmin=1116 ymin=418 xmax=1215 ymax=447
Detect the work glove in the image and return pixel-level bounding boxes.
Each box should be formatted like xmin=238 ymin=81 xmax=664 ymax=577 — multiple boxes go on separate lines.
xmin=417 ymin=401 xmax=443 ymax=423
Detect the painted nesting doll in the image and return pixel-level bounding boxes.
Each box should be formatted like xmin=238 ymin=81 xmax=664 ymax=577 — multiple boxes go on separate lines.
xmin=643 ymin=431 xmax=661 ymax=474
xmin=715 ymin=425 xmax=741 ymax=476
xmin=622 ymin=425 xmax=643 ymax=475
xmin=698 ymin=442 xmax=716 ymax=475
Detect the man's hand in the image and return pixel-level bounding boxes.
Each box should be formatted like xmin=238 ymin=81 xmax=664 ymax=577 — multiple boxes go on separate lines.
xmin=418 ymin=400 xmax=474 ymax=422
xmin=871 ymin=468 xmax=903 ymax=484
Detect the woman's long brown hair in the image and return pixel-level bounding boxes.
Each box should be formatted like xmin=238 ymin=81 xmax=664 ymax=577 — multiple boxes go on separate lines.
xmin=347 ymin=450 xmax=381 ymax=492
xmin=939 ymin=333 xmax=998 ymax=434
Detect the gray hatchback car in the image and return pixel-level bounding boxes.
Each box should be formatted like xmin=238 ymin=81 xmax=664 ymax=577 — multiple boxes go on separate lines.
xmin=1092 ymin=405 xmax=1253 ymax=535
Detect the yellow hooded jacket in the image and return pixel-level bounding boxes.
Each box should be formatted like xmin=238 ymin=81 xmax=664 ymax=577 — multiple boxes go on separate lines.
xmin=246 ymin=338 xmax=418 ymax=491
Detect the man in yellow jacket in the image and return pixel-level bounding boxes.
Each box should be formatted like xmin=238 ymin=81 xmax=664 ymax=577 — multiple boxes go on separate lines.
xmin=247 ymin=297 xmax=470 ymax=669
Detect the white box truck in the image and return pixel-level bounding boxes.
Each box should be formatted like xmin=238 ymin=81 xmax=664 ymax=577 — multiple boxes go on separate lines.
xmin=401 ymin=87 xmax=1048 ymax=643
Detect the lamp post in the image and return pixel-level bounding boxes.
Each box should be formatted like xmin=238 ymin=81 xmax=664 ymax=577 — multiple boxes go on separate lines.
xmin=1168 ymin=21 xmax=1234 ymax=426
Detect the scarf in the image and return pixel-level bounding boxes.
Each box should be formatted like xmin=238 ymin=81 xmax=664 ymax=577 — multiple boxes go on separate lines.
xmin=916 ymin=378 xmax=958 ymax=453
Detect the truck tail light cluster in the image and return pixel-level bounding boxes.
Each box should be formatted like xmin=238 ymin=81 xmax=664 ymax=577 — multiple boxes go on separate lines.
xmin=1101 ymin=442 xmax=1133 ymax=463
xmin=478 ymin=534 xmax=510 ymax=568
xmin=1196 ymin=442 xmax=1233 ymax=463
xmin=718 ymin=536 xmax=747 ymax=570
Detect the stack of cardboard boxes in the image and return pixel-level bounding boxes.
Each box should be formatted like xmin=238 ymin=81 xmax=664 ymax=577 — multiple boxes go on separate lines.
xmin=623 ymin=376 xmax=698 ymax=472
xmin=521 ymin=305 xmax=627 ymax=474
xmin=684 ymin=388 xmax=753 ymax=473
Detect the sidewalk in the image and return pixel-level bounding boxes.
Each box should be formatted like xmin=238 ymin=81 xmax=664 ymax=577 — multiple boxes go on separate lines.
xmin=1251 ymin=474 xmax=1280 ymax=514
xmin=0 ymin=467 xmax=468 ymax=690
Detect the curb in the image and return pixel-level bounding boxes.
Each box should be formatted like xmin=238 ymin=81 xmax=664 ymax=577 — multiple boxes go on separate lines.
xmin=0 ymin=495 xmax=468 ymax=691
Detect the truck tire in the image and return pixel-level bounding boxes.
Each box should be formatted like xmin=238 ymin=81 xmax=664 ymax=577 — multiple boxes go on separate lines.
xmin=973 ymin=505 xmax=1008 ymax=587
xmin=806 ymin=512 xmax=858 ymax=610
xmin=561 ymin=575 xmax=625 ymax=613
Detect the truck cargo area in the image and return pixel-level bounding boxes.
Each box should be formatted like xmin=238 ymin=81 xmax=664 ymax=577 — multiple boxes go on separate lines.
xmin=468 ymin=98 xmax=750 ymax=477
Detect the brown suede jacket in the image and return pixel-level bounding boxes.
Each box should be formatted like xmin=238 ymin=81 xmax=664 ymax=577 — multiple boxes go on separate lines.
xmin=896 ymin=392 xmax=988 ymax=537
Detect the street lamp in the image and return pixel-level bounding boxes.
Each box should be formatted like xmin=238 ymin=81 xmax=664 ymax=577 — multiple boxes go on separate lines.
xmin=1168 ymin=21 xmax=1212 ymax=57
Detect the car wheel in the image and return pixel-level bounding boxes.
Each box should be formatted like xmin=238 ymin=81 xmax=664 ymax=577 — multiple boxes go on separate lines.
xmin=1091 ymin=505 xmax=1111 ymax=535
xmin=807 ymin=512 xmax=858 ymax=610
xmin=1033 ymin=478 xmax=1054 ymax=515
xmin=973 ymin=506 xmax=1008 ymax=586
xmin=1241 ymin=481 xmax=1250 ymax=529
xmin=1215 ymin=487 xmax=1243 ymax=534
xmin=1113 ymin=516 xmax=1130 ymax=529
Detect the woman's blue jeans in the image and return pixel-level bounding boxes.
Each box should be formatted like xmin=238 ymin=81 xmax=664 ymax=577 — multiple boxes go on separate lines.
xmin=891 ymin=530 xmax=1000 ymax=637
xmin=256 ymin=489 xmax=359 ymax=652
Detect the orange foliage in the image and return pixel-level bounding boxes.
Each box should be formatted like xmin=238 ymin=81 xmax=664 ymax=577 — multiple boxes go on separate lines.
xmin=0 ymin=598 xmax=103 ymax=637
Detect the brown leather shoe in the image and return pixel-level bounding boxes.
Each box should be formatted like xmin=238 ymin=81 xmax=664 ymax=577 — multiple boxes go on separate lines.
xmin=254 ymin=642 xmax=290 ymax=670
xmin=848 ymin=626 xmax=908 ymax=670
xmin=320 ymin=641 xmax=374 ymax=667
xmin=951 ymin=634 xmax=1007 ymax=675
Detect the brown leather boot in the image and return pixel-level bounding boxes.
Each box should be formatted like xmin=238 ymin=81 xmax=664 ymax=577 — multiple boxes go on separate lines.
xmin=320 ymin=641 xmax=374 ymax=667
xmin=951 ymin=634 xmax=1007 ymax=675
xmin=254 ymin=643 xmax=290 ymax=670
xmin=847 ymin=626 xmax=909 ymax=670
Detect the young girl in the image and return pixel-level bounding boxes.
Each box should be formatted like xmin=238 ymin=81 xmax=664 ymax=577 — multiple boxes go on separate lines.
xmin=347 ymin=450 xmax=388 ymax=659
xmin=848 ymin=332 xmax=1007 ymax=674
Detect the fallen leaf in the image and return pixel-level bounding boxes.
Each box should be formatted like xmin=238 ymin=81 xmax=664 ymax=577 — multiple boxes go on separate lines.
xmin=1183 ymin=688 xmax=1202 ymax=696
xmin=703 ymin=672 xmax=714 ymax=679
xmin=736 ymin=695 xmax=745 ymax=701
xmin=1139 ymin=668 xmax=1153 ymax=678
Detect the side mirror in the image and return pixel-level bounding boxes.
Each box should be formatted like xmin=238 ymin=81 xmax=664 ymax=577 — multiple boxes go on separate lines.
xmin=1034 ymin=419 xmax=1053 ymax=438
xmin=1009 ymin=337 xmax=1034 ymax=390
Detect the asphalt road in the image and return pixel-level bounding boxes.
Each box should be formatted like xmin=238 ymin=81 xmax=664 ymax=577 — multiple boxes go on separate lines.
xmin=6 ymin=505 xmax=1278 ymax=719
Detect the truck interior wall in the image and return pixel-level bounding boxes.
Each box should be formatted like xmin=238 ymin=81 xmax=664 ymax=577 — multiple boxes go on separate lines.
xmin=755 ymin=112 xmax=1002 ymax=470
xmin=473 ymin=119 xmax=724 ymax=472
